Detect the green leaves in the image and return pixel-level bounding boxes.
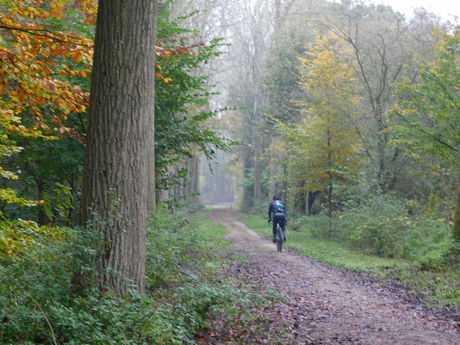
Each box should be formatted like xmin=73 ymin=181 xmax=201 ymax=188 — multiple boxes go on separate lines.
xmin=155 ymin=13 xmax=236 ymax=183
xmin=391 ymin=28 xmax=460 ymax=166
xmin=390 ymin=27 xmax=460 ymax=241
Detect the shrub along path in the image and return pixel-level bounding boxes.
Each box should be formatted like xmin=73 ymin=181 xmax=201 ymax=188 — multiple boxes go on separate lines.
xmin=199 ymin=208 xmax=460 ymax=344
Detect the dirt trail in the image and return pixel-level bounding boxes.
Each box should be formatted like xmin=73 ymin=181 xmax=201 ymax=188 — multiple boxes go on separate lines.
xmin=204 ymin=208 xmax=460 ymax=345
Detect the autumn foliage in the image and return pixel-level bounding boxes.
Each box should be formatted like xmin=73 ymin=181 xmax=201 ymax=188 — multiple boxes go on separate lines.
xmin=0 ymin=0 xmax=95 ymax=136
xmin=0 ymin=0 xmax=96 ymax=255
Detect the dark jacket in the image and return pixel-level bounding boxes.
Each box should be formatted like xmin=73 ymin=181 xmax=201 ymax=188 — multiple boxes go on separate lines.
xmin=268 ymin=200 xmax=286 ymax=221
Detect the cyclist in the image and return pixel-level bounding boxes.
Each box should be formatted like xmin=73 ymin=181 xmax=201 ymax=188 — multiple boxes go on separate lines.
xmin=268 ymin=195 xmax=287 ymax=243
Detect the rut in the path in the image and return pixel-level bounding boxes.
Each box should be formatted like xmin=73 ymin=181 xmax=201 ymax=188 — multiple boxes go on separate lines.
xmin=201 ymin=208 xmax=460 ymax=345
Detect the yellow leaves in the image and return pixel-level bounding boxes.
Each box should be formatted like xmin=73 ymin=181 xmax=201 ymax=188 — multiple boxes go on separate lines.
xmin=6 ymin=8 xmax=19 ymax=18
xmin=0 ymin=188 xmax=40 ymax=207
xmin=0 ymin=219 xmax=68 ymax=258
xmin=300 ymin=31 xmax=356 ymax=99
xmin=68 ymin=69 xmax=88 ymax=77
xmin=0 ymin=193 xmax=47 ymax=259
xmin=291 ymin=30 xmax=363 ymax=186
xmin=0 ymin=167 xmax=19 ymax=180
xmin=156 ymin=72 xmax=173 ymax=83
xmin=60 ymin=65 xmax=91 ymax=78
xmin=5 ymin=1 xmax=66 ymax=21
xmin=20 ymin=7 xmax=40 ymax=19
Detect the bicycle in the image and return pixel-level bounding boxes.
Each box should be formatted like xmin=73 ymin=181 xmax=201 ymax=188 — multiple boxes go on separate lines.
xmin=270 ymin=219 xmax=286 ymax=252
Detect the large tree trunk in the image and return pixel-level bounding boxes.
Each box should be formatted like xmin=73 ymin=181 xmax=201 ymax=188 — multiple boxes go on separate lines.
xmin=79 ymin=0 xmax=158 ymax=296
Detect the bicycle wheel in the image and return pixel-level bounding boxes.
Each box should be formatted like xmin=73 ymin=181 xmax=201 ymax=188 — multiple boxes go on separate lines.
xmin=276 ymin=223 xmax=283 ymax=252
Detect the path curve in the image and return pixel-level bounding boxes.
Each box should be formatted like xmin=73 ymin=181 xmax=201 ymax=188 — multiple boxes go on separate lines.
xmin=204 ymin=208 xmax=460 ymax=345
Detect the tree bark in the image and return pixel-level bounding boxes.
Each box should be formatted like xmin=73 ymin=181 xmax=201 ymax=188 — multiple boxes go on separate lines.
xmin=79 ymin=0 xmax=158 ymax=296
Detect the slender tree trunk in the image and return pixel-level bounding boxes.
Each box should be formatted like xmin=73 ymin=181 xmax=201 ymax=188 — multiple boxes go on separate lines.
xmin=453 ymin=166 xmax=460 ymax=242
xmin=253 ymin=102 xmax=262 ymax=205
xmin=190 ymin=157 xmax=200 ymax=205
xmin=253 ymin=143 xmax=263 ymax=203
xmin=282 ymin=164 xmax=288 ymax=203
xmin=79 ymin=0 xmax=158 ymax=296
xmin=183 ymin=157 xmax=200 ymax=205
xmin=252 ymin=38 xmax=263 ymax=205
xmin=327 ymin=127 xmax=333 ymax=219
xmin=242 ymin=150 xmax=254 ymax=208
xmin=306 ymin=191 xmax=310 ymax=216
xmin=35 ymin=178 xmax=52 ymax=225
xmin=269 ymin=161 xmax=276 ymax=199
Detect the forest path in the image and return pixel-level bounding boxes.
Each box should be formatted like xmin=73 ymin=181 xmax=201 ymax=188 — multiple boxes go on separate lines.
xmin=202 ymin=208 xmax=460 ymax=345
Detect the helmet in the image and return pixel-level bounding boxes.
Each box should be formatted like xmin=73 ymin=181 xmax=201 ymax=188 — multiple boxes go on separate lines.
xmin=273 ymin=195 xmax=281 ymax=200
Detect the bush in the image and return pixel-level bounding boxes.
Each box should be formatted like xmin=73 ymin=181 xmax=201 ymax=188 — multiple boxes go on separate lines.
xmin=443 ymin=241 xmax=460 ymax=268
xmin=298 ymin=194 xmax=453 ymax=262
xmin=0 ymin=222 xmax=96 ymax=344
xmin=146 ymin=206 xmax=199 ymax=287
xmin=289 ymin=213 xmax=330 ymax=237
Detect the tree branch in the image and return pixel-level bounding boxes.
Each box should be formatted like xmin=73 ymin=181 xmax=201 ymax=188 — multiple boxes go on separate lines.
xmin=0 ymin=25 xmax=90 ymax=47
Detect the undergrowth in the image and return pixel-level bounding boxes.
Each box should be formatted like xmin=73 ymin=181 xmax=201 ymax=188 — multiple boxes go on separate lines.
xmin=0 ymin=206 xmax=264 ymax=344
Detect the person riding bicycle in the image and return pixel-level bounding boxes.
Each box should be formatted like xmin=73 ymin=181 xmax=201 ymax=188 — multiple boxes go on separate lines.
xmin=268 ymin=195 xmax=286 ymax=243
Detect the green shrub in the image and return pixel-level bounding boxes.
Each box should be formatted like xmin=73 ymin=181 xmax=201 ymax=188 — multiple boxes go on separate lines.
xmin=289 ymin=213 xmax=330 ymax=238
xmin=146 ymin=206 xmax=200 ymax=287
xmin=346 ymin=199 xmax=451 ymax=260
xmin=443 ymin=241 xmax=460 ymax=268
xmin=297 ymin=194 xmax=452 ymax=262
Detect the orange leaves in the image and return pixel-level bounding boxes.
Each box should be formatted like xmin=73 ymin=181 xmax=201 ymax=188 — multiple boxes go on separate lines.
xmin=4 ymin=0 xmax=96 ymax=24
xmin=59 ymin=64 xmax=91 ymax=78
xmin=76 ymin=0 xmax=98 ymax=25
xmin=0 ymin=0 xmax=94 ymax=137
xmin=155 ymin=41 xmax=206 ymax=58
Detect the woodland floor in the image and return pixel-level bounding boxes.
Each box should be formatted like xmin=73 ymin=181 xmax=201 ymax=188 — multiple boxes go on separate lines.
xmin=197 ymin=208 xmax=460 ymax=345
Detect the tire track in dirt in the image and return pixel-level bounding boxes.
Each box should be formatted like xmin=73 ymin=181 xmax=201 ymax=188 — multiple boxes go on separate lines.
xmin=205 ymin=208 xmax=460 ymax=345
